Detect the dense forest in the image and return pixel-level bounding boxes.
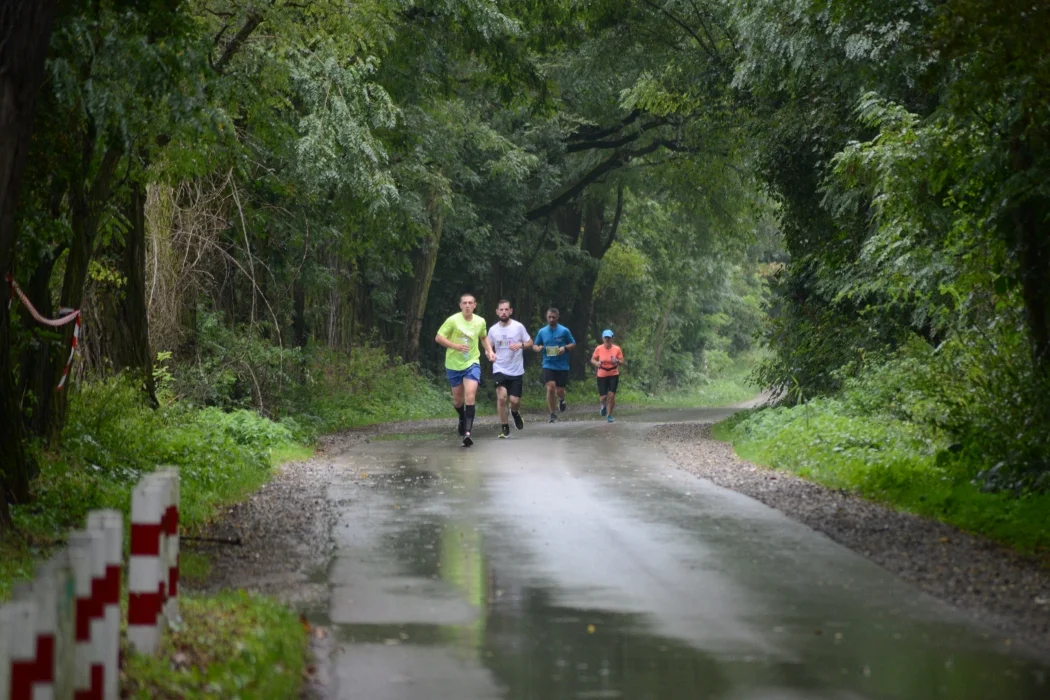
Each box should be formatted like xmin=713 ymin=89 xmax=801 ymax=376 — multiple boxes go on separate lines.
xmin=1 ymin=0 xmax=1048 ymax=536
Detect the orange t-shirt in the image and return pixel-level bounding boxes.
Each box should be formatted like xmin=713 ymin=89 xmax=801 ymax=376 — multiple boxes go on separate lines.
xmin=592 ymin=344 xmax=624 ymax=378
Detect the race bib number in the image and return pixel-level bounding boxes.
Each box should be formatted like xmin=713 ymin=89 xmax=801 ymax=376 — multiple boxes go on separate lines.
xmin=545 ymin=345 xmax=559 ymax=357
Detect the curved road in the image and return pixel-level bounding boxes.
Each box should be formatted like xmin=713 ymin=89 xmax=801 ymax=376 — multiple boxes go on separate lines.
xmin=321 ymin=409 xmax=1049 ymax=699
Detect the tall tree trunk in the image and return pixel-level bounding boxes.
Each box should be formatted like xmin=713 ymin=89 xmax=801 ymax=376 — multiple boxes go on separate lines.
xmin=293 ymin=277 xmax=307 ymax=348
xmin=1011 ymin=131 xmax=1050 ymax=378
xmin=564 ymin=187 xmax=623 ymax=377
xmin=27 ymin=142 xmax=122 ymax=442
xmin=401 ymin=196 xmax=445 ymax=360
xmin=652 ymin=290 xmax=676 ymax=382
xmin=112 ymin=180 xmax=158 ymax=405
xmin=0 ymin=0 xmax=60 ymax=519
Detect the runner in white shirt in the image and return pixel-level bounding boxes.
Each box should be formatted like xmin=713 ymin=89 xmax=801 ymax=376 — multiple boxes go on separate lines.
xmin=488 ymin=299 xmax=532 ymax=438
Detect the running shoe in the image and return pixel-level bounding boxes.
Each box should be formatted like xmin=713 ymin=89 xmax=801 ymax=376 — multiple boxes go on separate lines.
xmin=606 ymin=415 xmax=614 ymax=423
xmin=498 ymin=432 xmax=507 ymax=439
xmin=512 ymin=411 xmax=524 ymax=430
xmin=600 ymin=403 xmax=607 ymax=417
xmin=559 ymin=398 xmax=567 ymax=412
xmin=463 ymin=434 xmax=473 ymax=447
xmin=500 ymin=425 xmax=510 ymax=438
xmin=548 ymin=413 xmax=558 ymax=423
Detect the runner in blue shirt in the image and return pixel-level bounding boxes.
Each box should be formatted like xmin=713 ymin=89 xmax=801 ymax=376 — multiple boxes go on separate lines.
xmin=532 ymin=307 xmax=576 ymax=422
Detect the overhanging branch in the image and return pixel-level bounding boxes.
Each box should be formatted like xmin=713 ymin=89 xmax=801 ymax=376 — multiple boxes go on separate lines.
xmin=565 ymin=117 xmax=670 ymax=153
xmin=525 ymin=139 xmax=667 ymax=221
xmin=212 ymin=10 xmax=263 ymax=74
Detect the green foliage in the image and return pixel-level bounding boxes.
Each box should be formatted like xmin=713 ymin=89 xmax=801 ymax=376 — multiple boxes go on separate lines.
xmin=123 ymin=591 xmax=307 ymax=699
xmin=719 ymin=400 xmax=1050 ymax=554
xmin=289 ymin=345 xmax=450 ymax=433
xmin=13 ymin=376 xmax=291 ymax=539
xmin=721 ymin=329 xmax=1050 ymax=552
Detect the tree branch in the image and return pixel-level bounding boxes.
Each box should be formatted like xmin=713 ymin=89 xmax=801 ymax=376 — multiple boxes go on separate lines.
xmin=602 ymin=184 xmax=625 ymax=255
xmin=565 ymin=117 xmax=670 ymax=153
xmin=212 ymin=10 xmax=263 ymax=74
xmin=525 ymin=139 xmax=666 ymax=221
xmin=566 ymin=111 xmax=641 ymax=143
xmin=640 ymin=0 xmax=718 ymax=63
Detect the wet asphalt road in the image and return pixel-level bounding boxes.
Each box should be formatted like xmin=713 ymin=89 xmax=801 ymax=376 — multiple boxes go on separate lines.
xmin=321 ymin=408 xmax=1050 ymax=699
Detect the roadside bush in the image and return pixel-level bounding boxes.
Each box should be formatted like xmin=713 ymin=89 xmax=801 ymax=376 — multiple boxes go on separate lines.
xmin=14 ymin=376 xmax=297 ymax=538
xmin=287 ymin=344 xmax=449 ymax=432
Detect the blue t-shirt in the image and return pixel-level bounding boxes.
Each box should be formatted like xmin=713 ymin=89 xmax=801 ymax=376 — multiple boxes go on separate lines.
xmin=534 ymin=324 xmax=576 ymax=370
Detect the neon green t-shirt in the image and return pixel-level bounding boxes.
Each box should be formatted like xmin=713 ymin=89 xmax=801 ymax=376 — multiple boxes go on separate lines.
xmin=437 ymin=312 xmax=488 ymax=371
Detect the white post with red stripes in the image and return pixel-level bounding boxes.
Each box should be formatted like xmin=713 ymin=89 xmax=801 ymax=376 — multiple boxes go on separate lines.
xmin=85 ymin=512 xmax=121 ymax=700
xmin=155 ymin=469 xmax=181 ymax=627
xmin=39 ymin=553 xmax=76 ymax=700
xmin=0 ymin=605 xmax=9 ymax=700
xmin=127 ymin=478 xmax=167 ymax=655
xmin=68 ymin=530 xmax=105 ymax=700
xmin=2 ymin=599 xmax=36 ymax=700
xmin=0 ymin=603 xmax=10 ymax=700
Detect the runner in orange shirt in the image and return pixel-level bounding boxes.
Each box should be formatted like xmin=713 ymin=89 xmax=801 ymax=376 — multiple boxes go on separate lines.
xmin=590 ymin=329 xmax=625 ymax=423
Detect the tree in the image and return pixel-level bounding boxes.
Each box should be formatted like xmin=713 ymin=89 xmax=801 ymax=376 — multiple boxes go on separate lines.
xmin=0 ymin=0 xmax=61 ymax=524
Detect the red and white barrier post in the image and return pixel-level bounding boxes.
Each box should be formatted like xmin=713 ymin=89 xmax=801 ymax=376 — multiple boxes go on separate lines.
xmin=68 ymin=530 xmax=105 ymax=700
xmin=1 ymin=605 xmax=9 ymax=700
xmin=2 ymin=599 xmax=36 ymax=700
xmin=127 ymin=478 xmax=167 ymax=654
xmin=156 ymin=469 xmax=181 ymax=627
xmin=39 ymin=553 xmax=77 ymax=700
xmin=0 ymin=604 xmax=10 ymax=700
xmin=86 ymin=512 xmax=121 ymax=700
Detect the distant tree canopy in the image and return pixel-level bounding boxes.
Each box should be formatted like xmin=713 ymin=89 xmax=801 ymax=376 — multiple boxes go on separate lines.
xmin=2 ymin=0 xmax=1048 ymax=520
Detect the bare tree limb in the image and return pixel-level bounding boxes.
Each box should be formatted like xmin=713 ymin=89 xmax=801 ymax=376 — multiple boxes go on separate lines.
xmin=566 ymin=111 xmax=642 ymax=144
xmin=212 ymin=10 xmax=263 ymax=74
xmin=565 ymin=117 xmax=670 ymax=153
xmin=525 ymin=139 xmax=667 ymax=221
xmin=602 ymin=183 xmax=625 ymax=256
xmin=640 ymin=0 xmax=719 ymax=63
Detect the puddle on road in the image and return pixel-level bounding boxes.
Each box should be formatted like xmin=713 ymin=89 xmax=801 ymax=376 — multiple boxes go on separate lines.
xmin=325 ymin=442 xmax=1050 ymax=700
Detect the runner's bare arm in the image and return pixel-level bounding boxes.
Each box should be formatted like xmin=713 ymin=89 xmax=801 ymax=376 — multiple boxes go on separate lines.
xmin=483 ymin=335 xmax=496 ymax=362
xmin=435 ymin=333 xmax=469 ymax=353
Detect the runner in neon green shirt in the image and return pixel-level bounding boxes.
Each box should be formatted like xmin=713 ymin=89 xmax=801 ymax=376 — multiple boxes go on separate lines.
xmin=435 ymin=293 xmax=494 ymax=447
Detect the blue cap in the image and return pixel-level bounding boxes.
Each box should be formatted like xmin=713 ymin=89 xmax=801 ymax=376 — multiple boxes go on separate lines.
xmin=601 ymin=329 xmax=613 ymax=338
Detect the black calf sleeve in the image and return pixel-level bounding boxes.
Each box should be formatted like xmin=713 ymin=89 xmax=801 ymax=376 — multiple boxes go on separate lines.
xmin=464 ymin=404 xmax=476 ymax=433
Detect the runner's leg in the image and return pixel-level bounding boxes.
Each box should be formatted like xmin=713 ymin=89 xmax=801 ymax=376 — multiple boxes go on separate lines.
xmin=545 ymin=380 xmax=558 ymax=415
xmin=463 ymin=378 xmax=479 ymax=434
xmin=607 ymin=390 xmax=616 ymax=417
xmin=496 ymin=384 xmax=509 ymax=425
xmin=450 ymin=382 xmax=466 ymax=435
xmin=509 ymin=378 xmax=524 ymax=429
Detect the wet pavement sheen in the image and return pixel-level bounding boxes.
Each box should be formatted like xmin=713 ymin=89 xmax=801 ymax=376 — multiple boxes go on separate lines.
xmin=323 ymin=410 xmax=1050 ymax=699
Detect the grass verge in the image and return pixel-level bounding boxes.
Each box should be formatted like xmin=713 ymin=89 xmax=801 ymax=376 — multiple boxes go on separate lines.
xmin=715 ymin=401 xmax=1050 ymax=557
xmin=122 ymin=591 xmax=308 ymax=699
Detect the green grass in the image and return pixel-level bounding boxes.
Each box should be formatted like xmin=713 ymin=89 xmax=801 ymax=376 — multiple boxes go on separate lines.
xmin=122 ymin=591 xmax=308 ymax=699
xmin=475 ymin=351 xmax=760 ymax=414
xmin=179 ymin=550 xmax=213 ymax=585
xmin=716 ymin=401 xmax=1050 ymax=557
xmin=1 ymin=378 xmax=317 ymax=602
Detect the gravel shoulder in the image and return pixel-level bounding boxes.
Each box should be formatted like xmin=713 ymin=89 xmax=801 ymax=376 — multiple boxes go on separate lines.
xmin=649 ymin=421 xmax=1050 ymax=654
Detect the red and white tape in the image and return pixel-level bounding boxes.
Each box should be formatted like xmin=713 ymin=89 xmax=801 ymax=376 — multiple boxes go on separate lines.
xmin=6 ymin=273 xmax=81 ymax=391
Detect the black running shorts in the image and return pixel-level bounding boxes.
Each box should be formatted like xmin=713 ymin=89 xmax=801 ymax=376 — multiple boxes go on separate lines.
xmin=493 ymin=372 xmax=524 ymax=398
xmin=596 ymin=375 xmax=619 ymax=396
xmin=541 ymin=368 xmax=570 ymax=388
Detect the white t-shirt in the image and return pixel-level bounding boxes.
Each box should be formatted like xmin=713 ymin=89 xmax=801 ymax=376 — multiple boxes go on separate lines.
xmin=488 ymin=320 xmax=530 ymax=376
